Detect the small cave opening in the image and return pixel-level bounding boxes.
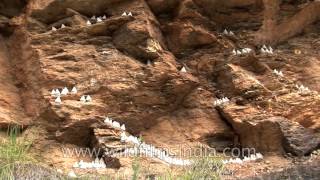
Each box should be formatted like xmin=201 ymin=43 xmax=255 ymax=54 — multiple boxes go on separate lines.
xmin=0 ymin=0 xmax=28 ymax=37
xmin=0 ymin=0 xmax=28 ymax=18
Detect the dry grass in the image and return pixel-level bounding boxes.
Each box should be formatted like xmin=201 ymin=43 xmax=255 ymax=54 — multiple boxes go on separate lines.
xmin=0 ymin=126 xmax=34 ymax=179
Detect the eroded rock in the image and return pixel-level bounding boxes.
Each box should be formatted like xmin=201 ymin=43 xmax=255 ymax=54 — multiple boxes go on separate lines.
xmin=215 ymin=64 xmax=270 ymax=98
xmin=218 ymin=104 xmax=320 ymax=156
xmin=165 ymin=22 xmax=218 ymax=56
xmin=0 ymin=0 xmax=27 ymax=17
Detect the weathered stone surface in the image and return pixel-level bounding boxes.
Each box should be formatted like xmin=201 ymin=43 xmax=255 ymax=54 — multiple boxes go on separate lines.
xmin=0 ymin=0 xmax=27 ymax=17
xmin=112 ymin=0 xmax=167 ymax=61
xmin=218 ymin=104 xmax=320 ymax=156
xmin=87 ymin=16 xmax=133 ymax=36
xmin=30 ymin=0 xmax=123 ymax=23
xmin=215 ymin=63 xmax=270 ymax=98
xmin=146 ymin=0 xmax=180 ymax=15
xmin=0 ymin=35 xmax=32 ymax=129
xmin=165 ymin=22 xmax=218 ymax=56
xmin=91 ymin=128 xmax=125 ymax=169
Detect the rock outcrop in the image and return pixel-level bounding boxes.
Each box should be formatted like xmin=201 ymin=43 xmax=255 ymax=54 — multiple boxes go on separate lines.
xmin=218 ymin=104 xmax=320 ymax=156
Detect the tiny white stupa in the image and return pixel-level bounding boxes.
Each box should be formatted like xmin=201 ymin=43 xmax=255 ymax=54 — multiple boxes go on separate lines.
xmin=121 ymin=124 xmax=126 ymax=131
xmin=223 ymin=29 xmax=228 ymax=35
xmin=104 ymin=117 xmax=112 ymax=124
xmin=71 ymin=87 xmax=77 ymax=94
xmin=268 ymin=47 xmax=274 ymax=54
xmin=99 ymin=158 xmax=106 ymax=167
xmin=51 ymin=27 xmax=57 ymax=31
xmin=232 ymin=49 xmax=236 ymax=55
xmin=229 ymin=31 xmax=234 ymax=36
xmin=55 ymin=96 xmax=62 ymax=105
xmin=86 ymin=20 xmax=92 ymax=26
xmin=269 ymin=46 xmax=273 ymax=53
xmin=128 ymin=12 xmax=133 ymax=16
xmin=120 ymin=132 xmax=127 ymax=141
xmin=61 ymin=87 xmax=69 ymax=96
xmin=55 ymin=89 xmax=61 ymax=97
xmin=102 ymin=15 xmax=107 ymax=20
xmin=80 ymin=95 xmax=86 ymax=102
xmin=265 ymin=48 xmax=271 ymax=54
xmin=97 ymin=17 xmax=102 ymax=22
xmin=278 ymin=71 xmax=284 ymax=77
xmin=180 ymin=67 xmax=187 ymax=73
xmin=256 ymin=153 xmax=263 ymax=159
xmin=51 ymin=89 xmax=56 ymax=96
xmin=73 ymin=162 xmax=79 ymax=168
xmin=61 ymin=24 xmax=66 ymax=28
xmin=122 ymin=12 xmax=127 ymax=16
xmin=86 ymin=95 xmax=92 ymax=102
xmin=91 ymin=16 xmax=96 ymax=20
xmin=112 ymin=121 xmax=120 ymax=128
xmin=68 ymin=170 xmax=77 ymax=178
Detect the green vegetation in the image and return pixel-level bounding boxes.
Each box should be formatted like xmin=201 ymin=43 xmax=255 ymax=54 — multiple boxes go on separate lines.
xmin=0 ymin=126 xmax=34 ymax=180
xmin=136 ymin=156 xmax=224 ymax=180
xmin=179 ymin=156 xmax=224 ymax=180
xmin=0 ymin=127 xmax=224 ymax=179
xmin=131 ymin=154 xmax=141 ymax=180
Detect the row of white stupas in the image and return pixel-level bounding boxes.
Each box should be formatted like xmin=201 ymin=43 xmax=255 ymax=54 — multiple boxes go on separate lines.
xmin=80 ymin=95 xmax=92 ymax=103
xmin=232 ymin=48 xmax=253 ymax=56
xmin=273 ymin=69 xmax=284 ymax=77
xmin=86 ymin=15 xmax=107 ymax=26
xmin=223 ymin=29 xmax=235 ymax=36
xmin=53 ymin=11 xmax=133 ymax=30
xmin=261 ymin=45 xmax=274 ymax=54
xmin=214 ymin=97 xmax=230 ymax=107
xmin=104 ymin=117 xmax=126 ymax=131
xmin=122 ymin=12 xmax=133 ymax=17
xmin=222 ymin=153 xmax=263 ymax=164
xmin=102 ymin=116 xmax=192 ymax=166
xmin=51 ymin=87 xmax=77 ymax=105
xmin=51 ymin=87 xmax=77 ymax=97
xmin=73 ymin=158 xmax=106 ymax=169
xmin=296 ymin=84 xmax=311 ymax=94
xmin=231 ymin=46 xmax=273 ymax=56
xmin=119 ymin=132 xmax=192 ymax=166
xmin=50 ymin=86 xmax=93 ymax=105
xmin=51 ymin=24 xmax=66 ymax=31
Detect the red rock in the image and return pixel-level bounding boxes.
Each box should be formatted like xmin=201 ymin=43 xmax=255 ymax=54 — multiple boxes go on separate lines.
xmin=218 ymin=104 xmax=320 ymax=156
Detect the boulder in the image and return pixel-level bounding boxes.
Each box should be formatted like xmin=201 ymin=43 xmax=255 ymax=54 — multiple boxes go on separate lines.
xmin=176 ymin=0 xmax=216 ymax=29
xmin=165 ymin=22 xmax=218 ymax=56
xmin=113 ymin=0 xmax=166 ymax=61
xmin=146 ymin=0 xmax=180 ymax=15
xmin=91 ymin=128 xmax=125 ymax=169
xmin=87 ymin=16 xmax=133 ymax=36
xmin=218 ymin=104 xmax=320 ymax=156
xmin=30 ymin=0 xmax=123 ymax=24
xmin=215 ymin=64 xmax=270 ymax=98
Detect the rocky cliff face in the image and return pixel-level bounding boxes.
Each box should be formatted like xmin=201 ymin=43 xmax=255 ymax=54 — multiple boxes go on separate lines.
xmin=0 ymin=0 xmax=319 ymax=178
